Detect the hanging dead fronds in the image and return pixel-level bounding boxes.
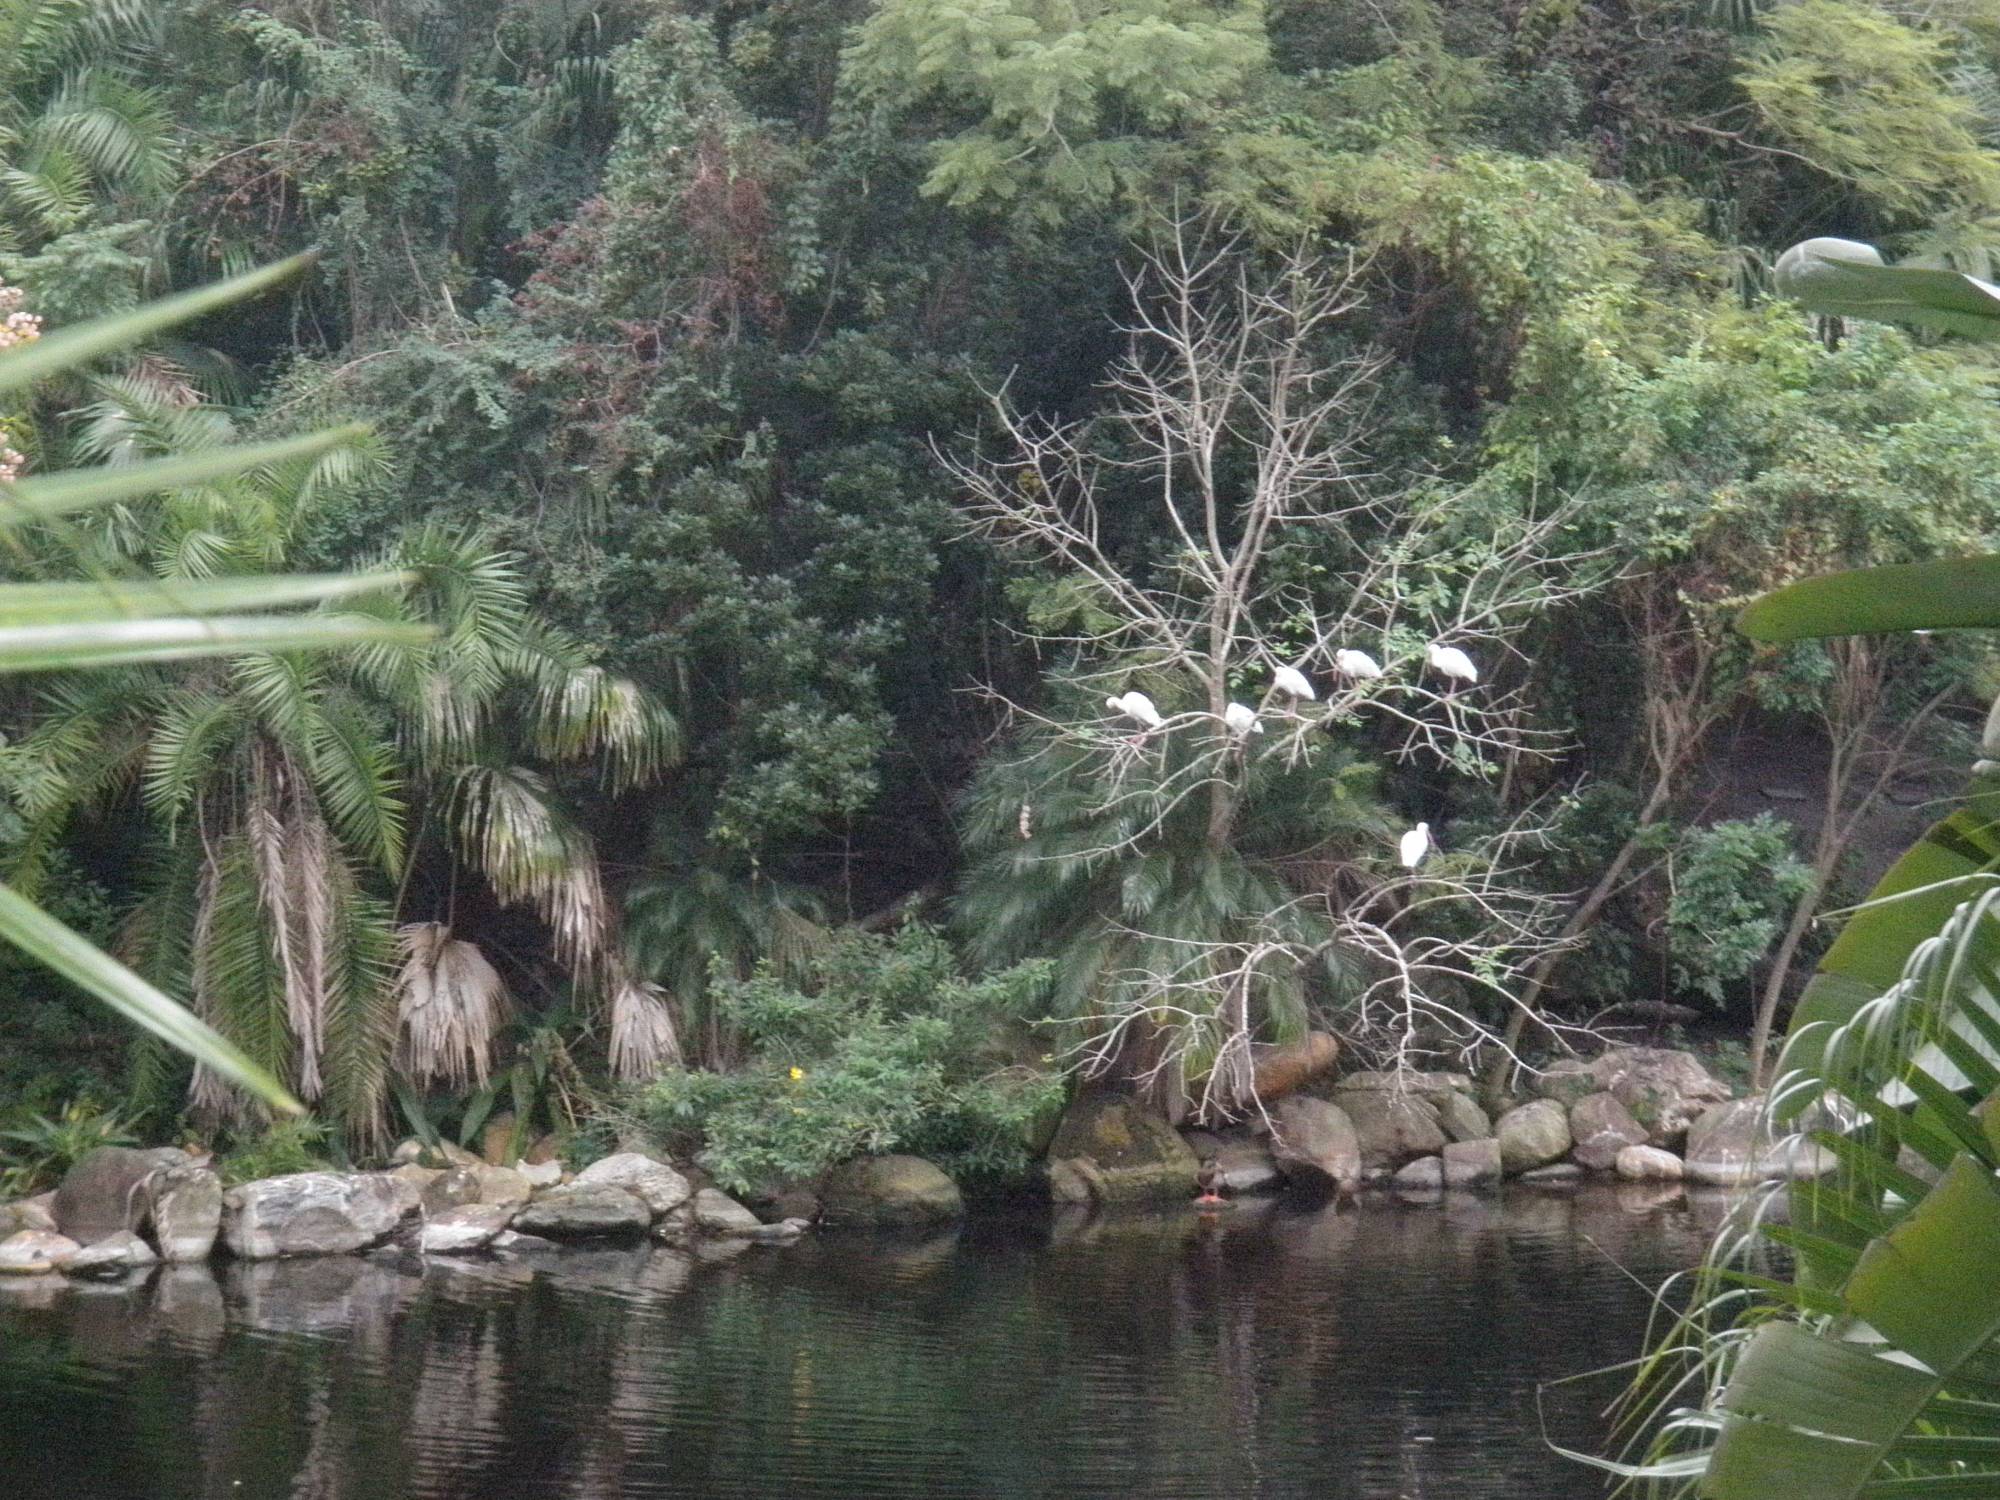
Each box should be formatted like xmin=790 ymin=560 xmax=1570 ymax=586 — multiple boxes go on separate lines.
xmin=450 ymin=763 xmax=610 ymax=973
xmin=606 ymin=965 xmax=682 ymax=1082
xmin=393 ymin=922 xmax=511 ymax=1091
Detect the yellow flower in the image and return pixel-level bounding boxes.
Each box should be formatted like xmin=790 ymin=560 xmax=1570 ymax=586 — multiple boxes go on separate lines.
xmin=788 ymin=1066 xmax=804 ymax=1081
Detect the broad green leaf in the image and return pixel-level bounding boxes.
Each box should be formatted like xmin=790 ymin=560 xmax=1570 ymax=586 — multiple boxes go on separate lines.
xmin=1774 ymin=238 xmax=2000 ymax=340
xmin=1703 ymin=1160 xmax=2000 ymax=1497
xmin=0 ymin=425 xmax=369 ymax=525
xmin=1738 ymin=557 xmax=2000 ymax=640
xmin=0 ymin=613 xmax=432 ymax=672
xmin=0 ymin=570 xmax=413 ymax=624
xmin=0 ymin=881 xmax=299 ymax=1113
xmin=1775 ymin=771 xmax=2000 ymax=1083
xmin=0 ymin=254 xmax=314 ymax=395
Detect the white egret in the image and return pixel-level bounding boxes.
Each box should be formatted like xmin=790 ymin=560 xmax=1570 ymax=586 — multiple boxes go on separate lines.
xmin=1271 ymin=664 xmax=1316 ymax=701
xmin=1334 ymin=648 xmax=1383 ymax=680
xmin=1425 ymin=642 xmax=1478 ymax=685
xmin=1106 ymin=691 xmax=1165 ymax=730
xmin=1399 ymin=822 xmax=1431 ymax=869
xmin=1223 ymin=701 xmax=1264 ymax=735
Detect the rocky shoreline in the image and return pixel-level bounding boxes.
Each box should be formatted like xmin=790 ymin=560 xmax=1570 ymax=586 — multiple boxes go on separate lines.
xmin=0 ymin=1046 xmax=1823 ymax=1281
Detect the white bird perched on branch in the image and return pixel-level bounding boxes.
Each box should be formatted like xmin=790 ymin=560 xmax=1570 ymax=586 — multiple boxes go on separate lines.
xmin=1106 ymin=691 xmax=1165 ymax=730
xmin=1271 ymin=664 xmax=1316 ymax=701
xmin=1399 ymin=822 xmax=1431 ymax=869
xmin=1425 ymin=642 xmax=1478 ymax=685
xmin=1334 ymin=648 xmax=1383 ymax=680
xmin=1223 ymin=701 xmax=1264 ymax=735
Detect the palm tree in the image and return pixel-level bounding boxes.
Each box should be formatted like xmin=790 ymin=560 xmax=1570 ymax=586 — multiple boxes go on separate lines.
xmin=623 ymin=817 xmax=827 ymax=1070
xmin=7 ymin=379 xmax=681 ymax=1141
xmin=955 ymin=720 xmax=1388 ymax=1119
xmin=0 ymin=0 xmax=173 ymax=244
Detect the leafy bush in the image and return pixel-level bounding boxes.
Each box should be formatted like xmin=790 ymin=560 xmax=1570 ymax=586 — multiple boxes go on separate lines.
xmin=633 ymin=926 xmax=1061 ymax=1195
xmin=0 ymin=1100 xmax=136 ymax=1196
xmin=217 ymin=1119 xmax=335 ymax=1186
xmin=1665 ymin=816 xmax=1812 ymax=1005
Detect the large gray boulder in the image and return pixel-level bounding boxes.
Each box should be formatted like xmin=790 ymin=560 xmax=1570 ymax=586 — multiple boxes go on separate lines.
xmin=822 ymin=1156 xmax=963 ymax=1227
xmin=0 ymin=1229 xmax=81 ymax=1274
xmin=690 ymin=1187 xmax=764 ymax=1236
xmin=1268 ymin=1097 xmax=1361 ymax=1190
xmin=420 ymin=1168 xmax=483 ymax=1216
xmin=53 ymin=1146 xmax=189 ymax=1246
xmin=1441 ymin=1137 xmax=1503 ymax=1187
xmin=1330 ymin=1088 xmax=1448 ymax=1170
xmin=1568 ymin=1092 xmax=1649 ymax=1172
xmin=1532 ymin=1058 xmax=1598 ymax=1108
xmin=150 ymin=1164 xmax=223 ymax=1262
xmin=1045 ymin=1095 xmax=1199 ymax=1204
xmin=1393 ymin=1156 xmax=1444 ymax=1190
xmin=0 ymin=1196 xmax=57 ymax=1238
xmin=1587 ymin=1048 xmax=1730 ymax=1147
xmin=512 ymin=1183 xmax=650 ymax=1239
xmin=1496 ymin=1099 xmax=1572 ymax=1175
xmin=1682 ymin=1098 xmax=1835 ymax=1185
xmin=1615 ymin=1145 xmax=1684 ymax=1182
xmin=573 ymin=1153 xmax=691 ymax=1219
xmin=473 ymin=1164 xmax=532 ymax=1209
xmin=223 ymin=1173 xmax=405 ymax=1259
xmin=1336 ymin=1070 xmax=1475 ymax=1096
xmin=420 ymin=1204 xmax=516 ymax=1254
xmin=63 ymin=1230 xmax=158 ymax=1277
xmin=1434 ymin=1091 xmax=1492 ymax=1144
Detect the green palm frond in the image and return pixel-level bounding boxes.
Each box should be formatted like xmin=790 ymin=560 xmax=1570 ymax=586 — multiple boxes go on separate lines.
xmin=301 ymin=689 xmax=405 ymax=877
xmin=37 ymin=66 xmax=174 ymax=194
xmin=141 ymin=685 xmax=240 ymax=835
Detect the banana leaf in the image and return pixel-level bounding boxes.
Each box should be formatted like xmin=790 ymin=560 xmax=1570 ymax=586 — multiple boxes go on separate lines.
xmin=1738 ymin=557 xmax=2000 ymax=640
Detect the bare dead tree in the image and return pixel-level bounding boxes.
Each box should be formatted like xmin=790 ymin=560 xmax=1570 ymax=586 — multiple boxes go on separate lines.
xmin=946 ymin=220 xmax=1605 ymax=1119
xmin=1747 ymin=637 xmax=1952 ymax=1085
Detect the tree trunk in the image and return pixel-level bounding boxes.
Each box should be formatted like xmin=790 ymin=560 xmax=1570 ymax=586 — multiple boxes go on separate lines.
xmin=1748 ymin=874 xmax=1822 ymax=1088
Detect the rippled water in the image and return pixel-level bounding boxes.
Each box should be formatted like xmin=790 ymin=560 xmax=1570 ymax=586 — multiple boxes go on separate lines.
xmin=0 ymin=1183 xmax=1735 ymax=1499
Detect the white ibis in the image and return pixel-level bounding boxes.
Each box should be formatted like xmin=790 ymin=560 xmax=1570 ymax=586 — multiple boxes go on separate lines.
xmin=1334 ymin=648 xmax=1384 ymax=680
xmin=1399 ymin=822 xmax=1431 ymax=869
xmin=1106 ymin=691 xmax=1166 ymax=730
xmin=1426 ymin=642 xmax=1478 ymax=686
xmin=1223 ymin=701 xmax=1264 ymax=735
xmin=1271 ymin=664 xmax=1316 ymax=701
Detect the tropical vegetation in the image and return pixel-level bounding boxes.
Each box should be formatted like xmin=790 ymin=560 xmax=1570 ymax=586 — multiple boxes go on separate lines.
xmin=5 ymin=0 xmax=2000 ymax=1216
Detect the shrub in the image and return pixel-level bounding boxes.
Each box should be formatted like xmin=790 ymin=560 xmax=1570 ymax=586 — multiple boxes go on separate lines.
xmin=0 ymin=1100 xmax=136 ymax=1195
xmin=1666 ymin=816 xmax=1812 ymax=1005
xmin=633 ymin=926 xmax=1061 ymax=1195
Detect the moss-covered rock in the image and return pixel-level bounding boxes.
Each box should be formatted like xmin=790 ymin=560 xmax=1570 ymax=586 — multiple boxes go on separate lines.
xmin=1045 ymin=1095 xmax=1198 ymax=1203
xmin=822 ymin=1155 xmax=964 ymax=1226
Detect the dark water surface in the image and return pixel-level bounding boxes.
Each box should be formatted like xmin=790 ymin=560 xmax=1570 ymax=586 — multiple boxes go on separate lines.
xmin=0 ymin=1183 xmax=1730 ymax=1499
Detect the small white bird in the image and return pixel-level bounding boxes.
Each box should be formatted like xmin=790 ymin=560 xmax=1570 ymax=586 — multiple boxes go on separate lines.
xmin=1271 ymin=664 xmax=1317 ymax=701
xmin=1334 ymin=648 xmax=1384 ymax=680
xmin=1223 ymin=701 xmax=1264 ymax=736
xmin=1106 ymin=691 xmax=1166 ymax=730
xmin=1426 ymin=642 xmax=1478 ymax=685
xmin=1399 ymin=822 xmax=1432 ymax=869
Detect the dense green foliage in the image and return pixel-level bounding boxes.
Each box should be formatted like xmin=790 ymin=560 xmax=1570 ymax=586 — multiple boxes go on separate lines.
xmin=635 ymin=926 xmax=1059 ymax=1193
xmin=6 ymin=0 xmax=2000 ymax=1156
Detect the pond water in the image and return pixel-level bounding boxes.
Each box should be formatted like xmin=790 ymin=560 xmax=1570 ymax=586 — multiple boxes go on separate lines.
xmin=0 ymin=1183 xmax=1734 ymax=1499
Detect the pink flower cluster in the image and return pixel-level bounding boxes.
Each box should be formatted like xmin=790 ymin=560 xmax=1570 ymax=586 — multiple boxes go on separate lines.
xmin=0 ymin=284 xmax=41 ymax=351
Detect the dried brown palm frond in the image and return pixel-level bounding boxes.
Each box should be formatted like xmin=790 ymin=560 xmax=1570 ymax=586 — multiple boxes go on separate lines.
xmin=530 ymin=664 xmax=681 ymax=793
xmin=245 ymin=742 xmax=337 ymax=1099
xmin=450 ymin=763 xmax=610 ymax=973
xmin=606 ymin=965 xmax=682 ymax=1081
xmin=392 ymin=922 xmax=511 ymax=1091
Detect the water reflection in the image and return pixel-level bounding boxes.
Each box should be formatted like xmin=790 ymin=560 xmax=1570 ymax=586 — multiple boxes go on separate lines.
xmin=0 ymin=1186 xmax=1750 ymax=1499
